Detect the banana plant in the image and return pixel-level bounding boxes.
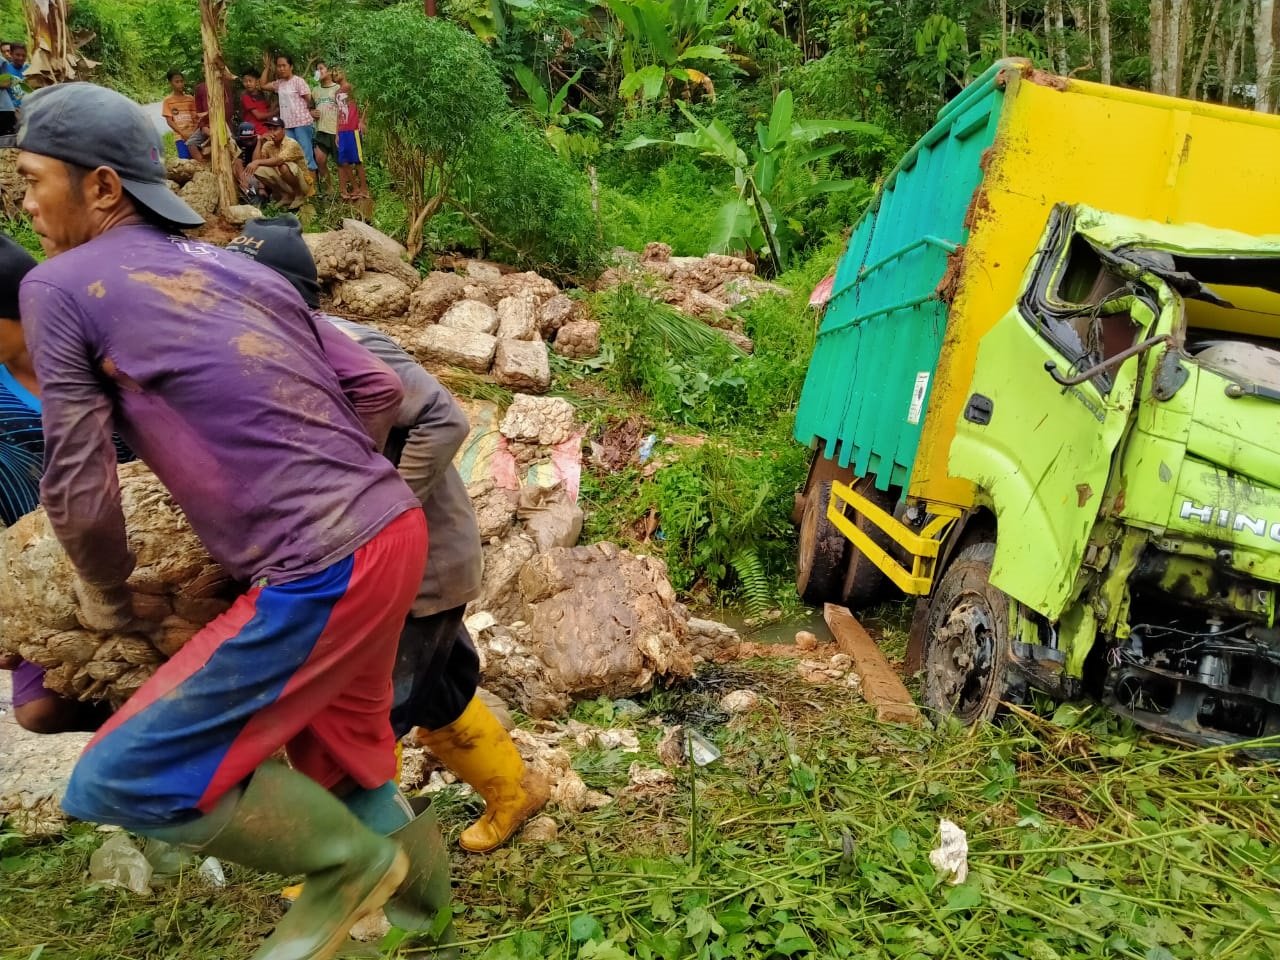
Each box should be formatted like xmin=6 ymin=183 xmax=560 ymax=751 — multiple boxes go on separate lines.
xmin=606 ymin=0 xmax=738 ymax=102
xmin=627 ymin=89 xmax=882 ymax=270
xmin=513 ymin=64 xmax=604 ymax=161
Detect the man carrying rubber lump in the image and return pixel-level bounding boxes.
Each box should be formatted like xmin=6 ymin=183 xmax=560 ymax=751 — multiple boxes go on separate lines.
xmin=15 ymin=82 xmax=447 ymax=960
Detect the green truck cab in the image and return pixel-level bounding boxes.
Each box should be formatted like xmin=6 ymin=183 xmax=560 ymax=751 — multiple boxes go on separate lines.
xmin=793 ymin=61 xmax=1280 ymax=746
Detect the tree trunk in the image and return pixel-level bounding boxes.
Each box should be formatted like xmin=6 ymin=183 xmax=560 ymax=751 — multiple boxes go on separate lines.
xmin=198 ymin=0 xmax=238 ymax=216
xmin=1257 ymin=0 xmax=1277 ymax=111
xmin=1224 ymin=0 xmax=1249 ymax=102
xmin=424 ymin=0 xmax=437 ymax=14
xmin=22 ymin=0 xmax=90 ymax=87
xmin=1054 ymin=0 xmax=1070 ymax=72
xmin=1099 ymin=0 xmax=1113 ymax=83
xmin=1150 ymin=0 xmax=1167 ymax=92
xmin=1000 ymin=0 xmax=1009 ymax=58
xmin=1189 ymin=0 xmax=1224 ymax=97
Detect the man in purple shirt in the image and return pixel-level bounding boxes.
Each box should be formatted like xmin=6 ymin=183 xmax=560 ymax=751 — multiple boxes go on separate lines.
xmin=15 ymin=83 xmax=448 ymax=960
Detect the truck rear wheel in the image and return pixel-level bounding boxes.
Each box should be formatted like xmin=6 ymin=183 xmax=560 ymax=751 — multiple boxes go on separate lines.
xmin=922 ymin=541 xmax=1013 ymax=723
xmin=796 ymin=480 xmax=847 ymax=605
xmin=841 ymin=477 xmax=897 ymax=608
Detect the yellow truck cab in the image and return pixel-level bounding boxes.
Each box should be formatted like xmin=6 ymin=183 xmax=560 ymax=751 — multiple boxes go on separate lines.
xmin=793 ymin=60 xmax=1280 ymax=746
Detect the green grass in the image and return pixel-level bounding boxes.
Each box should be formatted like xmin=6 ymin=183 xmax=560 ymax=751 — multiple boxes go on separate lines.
xmin=5 ymin=658 xmax=1279 ymax=960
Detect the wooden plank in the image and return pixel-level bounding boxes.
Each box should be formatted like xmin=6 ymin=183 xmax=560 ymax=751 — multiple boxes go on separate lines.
xmin=824 ymin=603 xmax=921 ymax=725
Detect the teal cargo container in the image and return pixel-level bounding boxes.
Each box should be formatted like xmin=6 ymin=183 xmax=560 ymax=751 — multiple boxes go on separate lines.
xmin=793 ymin=63 xmax=1006 ymax=491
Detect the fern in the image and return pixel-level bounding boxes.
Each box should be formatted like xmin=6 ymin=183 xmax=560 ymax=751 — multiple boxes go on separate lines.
xmin=731 ymin=546 xmax=771 ymax=617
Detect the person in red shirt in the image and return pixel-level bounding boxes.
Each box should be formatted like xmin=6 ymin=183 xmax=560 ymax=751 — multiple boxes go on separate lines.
xmin=194 ymin=65 xmax=236 ymax=135
xmin=239 ymin=69 xmax=272 ymax=136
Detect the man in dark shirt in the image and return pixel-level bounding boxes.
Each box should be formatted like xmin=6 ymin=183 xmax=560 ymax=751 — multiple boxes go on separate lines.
xmin=16 ymin=82 xmax=448 ymax=959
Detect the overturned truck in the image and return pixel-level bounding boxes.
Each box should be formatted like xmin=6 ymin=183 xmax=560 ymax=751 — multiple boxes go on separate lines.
xmin=794 ymin=59 xmax=1280 ymax=745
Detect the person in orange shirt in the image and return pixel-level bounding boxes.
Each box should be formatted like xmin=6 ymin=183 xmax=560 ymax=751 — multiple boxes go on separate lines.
xmin=161 ymin=70 xmax=207 ymax=161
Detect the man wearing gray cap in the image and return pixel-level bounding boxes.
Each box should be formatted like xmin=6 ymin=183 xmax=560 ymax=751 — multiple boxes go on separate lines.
xmin=14 ymin=83 xmax=452 ymax=960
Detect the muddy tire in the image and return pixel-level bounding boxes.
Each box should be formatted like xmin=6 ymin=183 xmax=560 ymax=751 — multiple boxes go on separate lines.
xmin=922 ymin=541 xmax=1013 ymax=724
xmin=796 ymin=480 xmax=847 ymax=605
xmin=841 ymin=477 xmax=897 ymax=609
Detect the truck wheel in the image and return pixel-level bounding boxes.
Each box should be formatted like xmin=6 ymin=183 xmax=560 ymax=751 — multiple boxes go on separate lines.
xmin=796 ymin=480 xmax=847 ymax=605
xmin=841 ymin=477 xmax=896 ymax=608
xmin=922 ymin=541 xmax=1012 ymax=723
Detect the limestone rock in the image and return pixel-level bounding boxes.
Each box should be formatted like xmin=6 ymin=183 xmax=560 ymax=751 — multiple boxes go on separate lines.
xmin=552 ymin=320 xmax=601 ymax=359
xmin=684 ymin=289 xmax=728 ymax=319
xmin=469 ymin=480 xmax=518 ymax=543
xmin=500 ymin=395 xmax=576 ymax=446
xmin=225 ymin=204 xmax=263 ymax=228
xmin=303 ymin=230 xmax=367 ymax=281
xmin=414 ymin=325 xmax=497 ymax=372
xmin=165 ymin=157 xmax=200 ymax=185
xmin=0 ymin=149 xmax=25 ymax=216
xmin=718 ymin=329 xmax=755 ymax=354
xmin=340 ymin=219 xmax=419 ymax=287
xmin=439 ymin=299 xmax=499 ymax=335
xmin=493 ymin=271 xmax=560 ymax=304
xmin=720 ymin=689 xmax=761 ymax=714
xmin=0 ymin=462 xmax=235 ymax=706
xmin=642 ymin=241 xmax=672 ymax=263
xmin=685 ymin=618 xmax=742 ymax=662
xmin=492 ymin=339 xmax=551 ymax=393
xmin=331 ymin=273 xmax=411 ymax=319
xmin=409 ymin=272 xmax=466 ymax=325
xmin=496 ymin=293 xmax=539 ymax=341
xmin=476 ymin=544 xmax=694 ymax=718
xmin=465 ymin=260 xmax=504 ymax=286
xmin=461 ymin=283 xmax=497 ymax=306
xmin=0 ymin=673 xmax=92 ymax=835
xmin=468 ymin=532 xmax=538 ymax=625
xmin=179 ymin=170 xmax=219 ymax=221
xmin=538 ymin=294 xmax=579 ymax=336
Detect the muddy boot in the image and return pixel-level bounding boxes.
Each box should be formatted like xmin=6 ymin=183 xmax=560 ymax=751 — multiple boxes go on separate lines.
xmin=342 ymin=783 xmax=457 ymax=957
xmin=417 ymin=695 xmax=550 ymax=853
xmin=142 ymin=762 xmax=407 ymax=960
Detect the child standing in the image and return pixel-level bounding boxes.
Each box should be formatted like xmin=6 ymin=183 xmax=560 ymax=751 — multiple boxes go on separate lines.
xmin=334 ymin=69 xmax=369 ymax=201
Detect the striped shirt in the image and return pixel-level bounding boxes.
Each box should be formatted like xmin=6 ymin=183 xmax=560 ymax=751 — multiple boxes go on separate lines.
xmin=0 ymin=365 xmax=43 ymax=526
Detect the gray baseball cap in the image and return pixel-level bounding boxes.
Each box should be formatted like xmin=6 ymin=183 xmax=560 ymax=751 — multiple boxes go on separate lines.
xmin=18 ymin=82 xmax=204 ymax=229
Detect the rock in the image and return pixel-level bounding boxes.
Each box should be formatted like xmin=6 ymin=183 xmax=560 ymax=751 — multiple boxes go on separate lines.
xmin=517 ymin=485 xmax=583 ymax=552
xmin=465 ymin=259 xmax=504 ymax=286
xmin=330 ymin=273 xmax=412 ymax=319
xmin=461 ymin=283 xmax=497 ymax=306
xmin=475 ymin=544 xmax=694 ymax=718
xmin=642 ymin=241 xmax=673 ymax=263
xmin=684 ymin=289 xmax=729 ymax=319
xmin=224 ymin=204 xmax=263 ymax=227
xmin=165 ymin=157 xmax=200 ymax=185
xmin=521 ymin=815 xmax=559 ymax=842
xmin=718 ymin=329 xmax=755 ymax=354
xmin=0 ymin=462 xmax=236 ymax=706
xmin=303 ymin=230 xmax=367 ymax=281
xmin=685 ymin=618 xmax=742 ymax=661
xmin=500 ymin=395 xmax=577 ymax=446
xmin=552 ymin=320 xmax=601 ymax=360
xmin=0 ymin=149 xmax=25 ymax=215
xmin=795 ymin=630 xmax=819 ymax=651
xmin=656 ymin=725 xmax=686 ymax=767
xmin=493 ymin=271 xmax=560 ymax=304
xmin=625 ymin=763 xmax=677 ymax=795
xmin=439 ymin=299 xmax=499 ymax=335
xmin=469 ymin=480 xmax=518 ymax=543
xmin=538 ymin=294 xmax=579 ymax=336
xmin=179 ymin=170 xmax=219 ymax=221
xmin=408 ymin=271 xmax=466 ymax=324
xmin=492 ymin=339 xmax=551 ymax=393
xmin=468 ymin=532 xmax=538 ymax=625
xmin=413 ymin=325 xmax=497 ymax=372
xmin=340 ymin=219 xmax=418 ymax=287
xmin=496 ymin=293 xmax=539 ymax=341
xmin=719 ymin=689 xmax=761 ymax=714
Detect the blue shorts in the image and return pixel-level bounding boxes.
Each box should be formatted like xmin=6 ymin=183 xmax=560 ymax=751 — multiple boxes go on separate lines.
xmin=337 ymin=130 xmax=363 ymax=166
xmin=287 ymin=123 xmax=318 ymax=171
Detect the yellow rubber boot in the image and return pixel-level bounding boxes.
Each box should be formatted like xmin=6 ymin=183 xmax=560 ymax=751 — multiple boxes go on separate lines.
xmin=418 ymin=696 xmax=550 ymax=853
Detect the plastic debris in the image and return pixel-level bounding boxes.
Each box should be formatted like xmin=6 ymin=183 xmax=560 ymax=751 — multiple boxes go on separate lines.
xmin=198 ymin=856 xmax=226 ymax=888
xmin=142 ymin=838 xmax=188 ymax=879
xmin=638 ymin=434 xmax=658 ymax=462
xmin=88 ymin=832 xmax=153 ymax=895
xmin=686 ymin=729 xmax=723 ymax=766
xmin=928 ymin=819 xmax=969 ymax=884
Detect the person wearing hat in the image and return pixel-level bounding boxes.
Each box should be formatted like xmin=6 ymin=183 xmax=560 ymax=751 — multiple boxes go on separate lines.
xmin=15 ymin=83 xmax=447 ymax=960
xmin=0 ymin=234 xmax=117 ymax=734
xmin=244 ymin=114 xmax=314 ymax=209
xmin=228 ymin=216 xmax=552 ymax=856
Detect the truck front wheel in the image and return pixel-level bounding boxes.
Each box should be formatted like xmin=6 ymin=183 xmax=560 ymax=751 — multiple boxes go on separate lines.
xmin=923 ymin=541 xmax=1013 ymax=723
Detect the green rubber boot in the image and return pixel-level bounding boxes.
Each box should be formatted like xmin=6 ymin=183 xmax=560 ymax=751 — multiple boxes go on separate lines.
xmin=143 ymin=762 xmax=408 ymax=960
xmin=342 ymin=785 xmax=457 ymax=956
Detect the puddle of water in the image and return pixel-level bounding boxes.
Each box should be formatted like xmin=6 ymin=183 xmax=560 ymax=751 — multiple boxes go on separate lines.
xmin=711 ymin=608 xmax=835 ymax=646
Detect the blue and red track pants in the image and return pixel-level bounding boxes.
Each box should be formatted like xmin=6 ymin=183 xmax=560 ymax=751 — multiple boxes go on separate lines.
xmin=62 ymin=509 xmax=427 ymax=830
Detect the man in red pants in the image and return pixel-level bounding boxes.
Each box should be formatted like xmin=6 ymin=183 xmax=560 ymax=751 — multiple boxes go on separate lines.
xmin=16 ymin=82 xmax=448 ymax=960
